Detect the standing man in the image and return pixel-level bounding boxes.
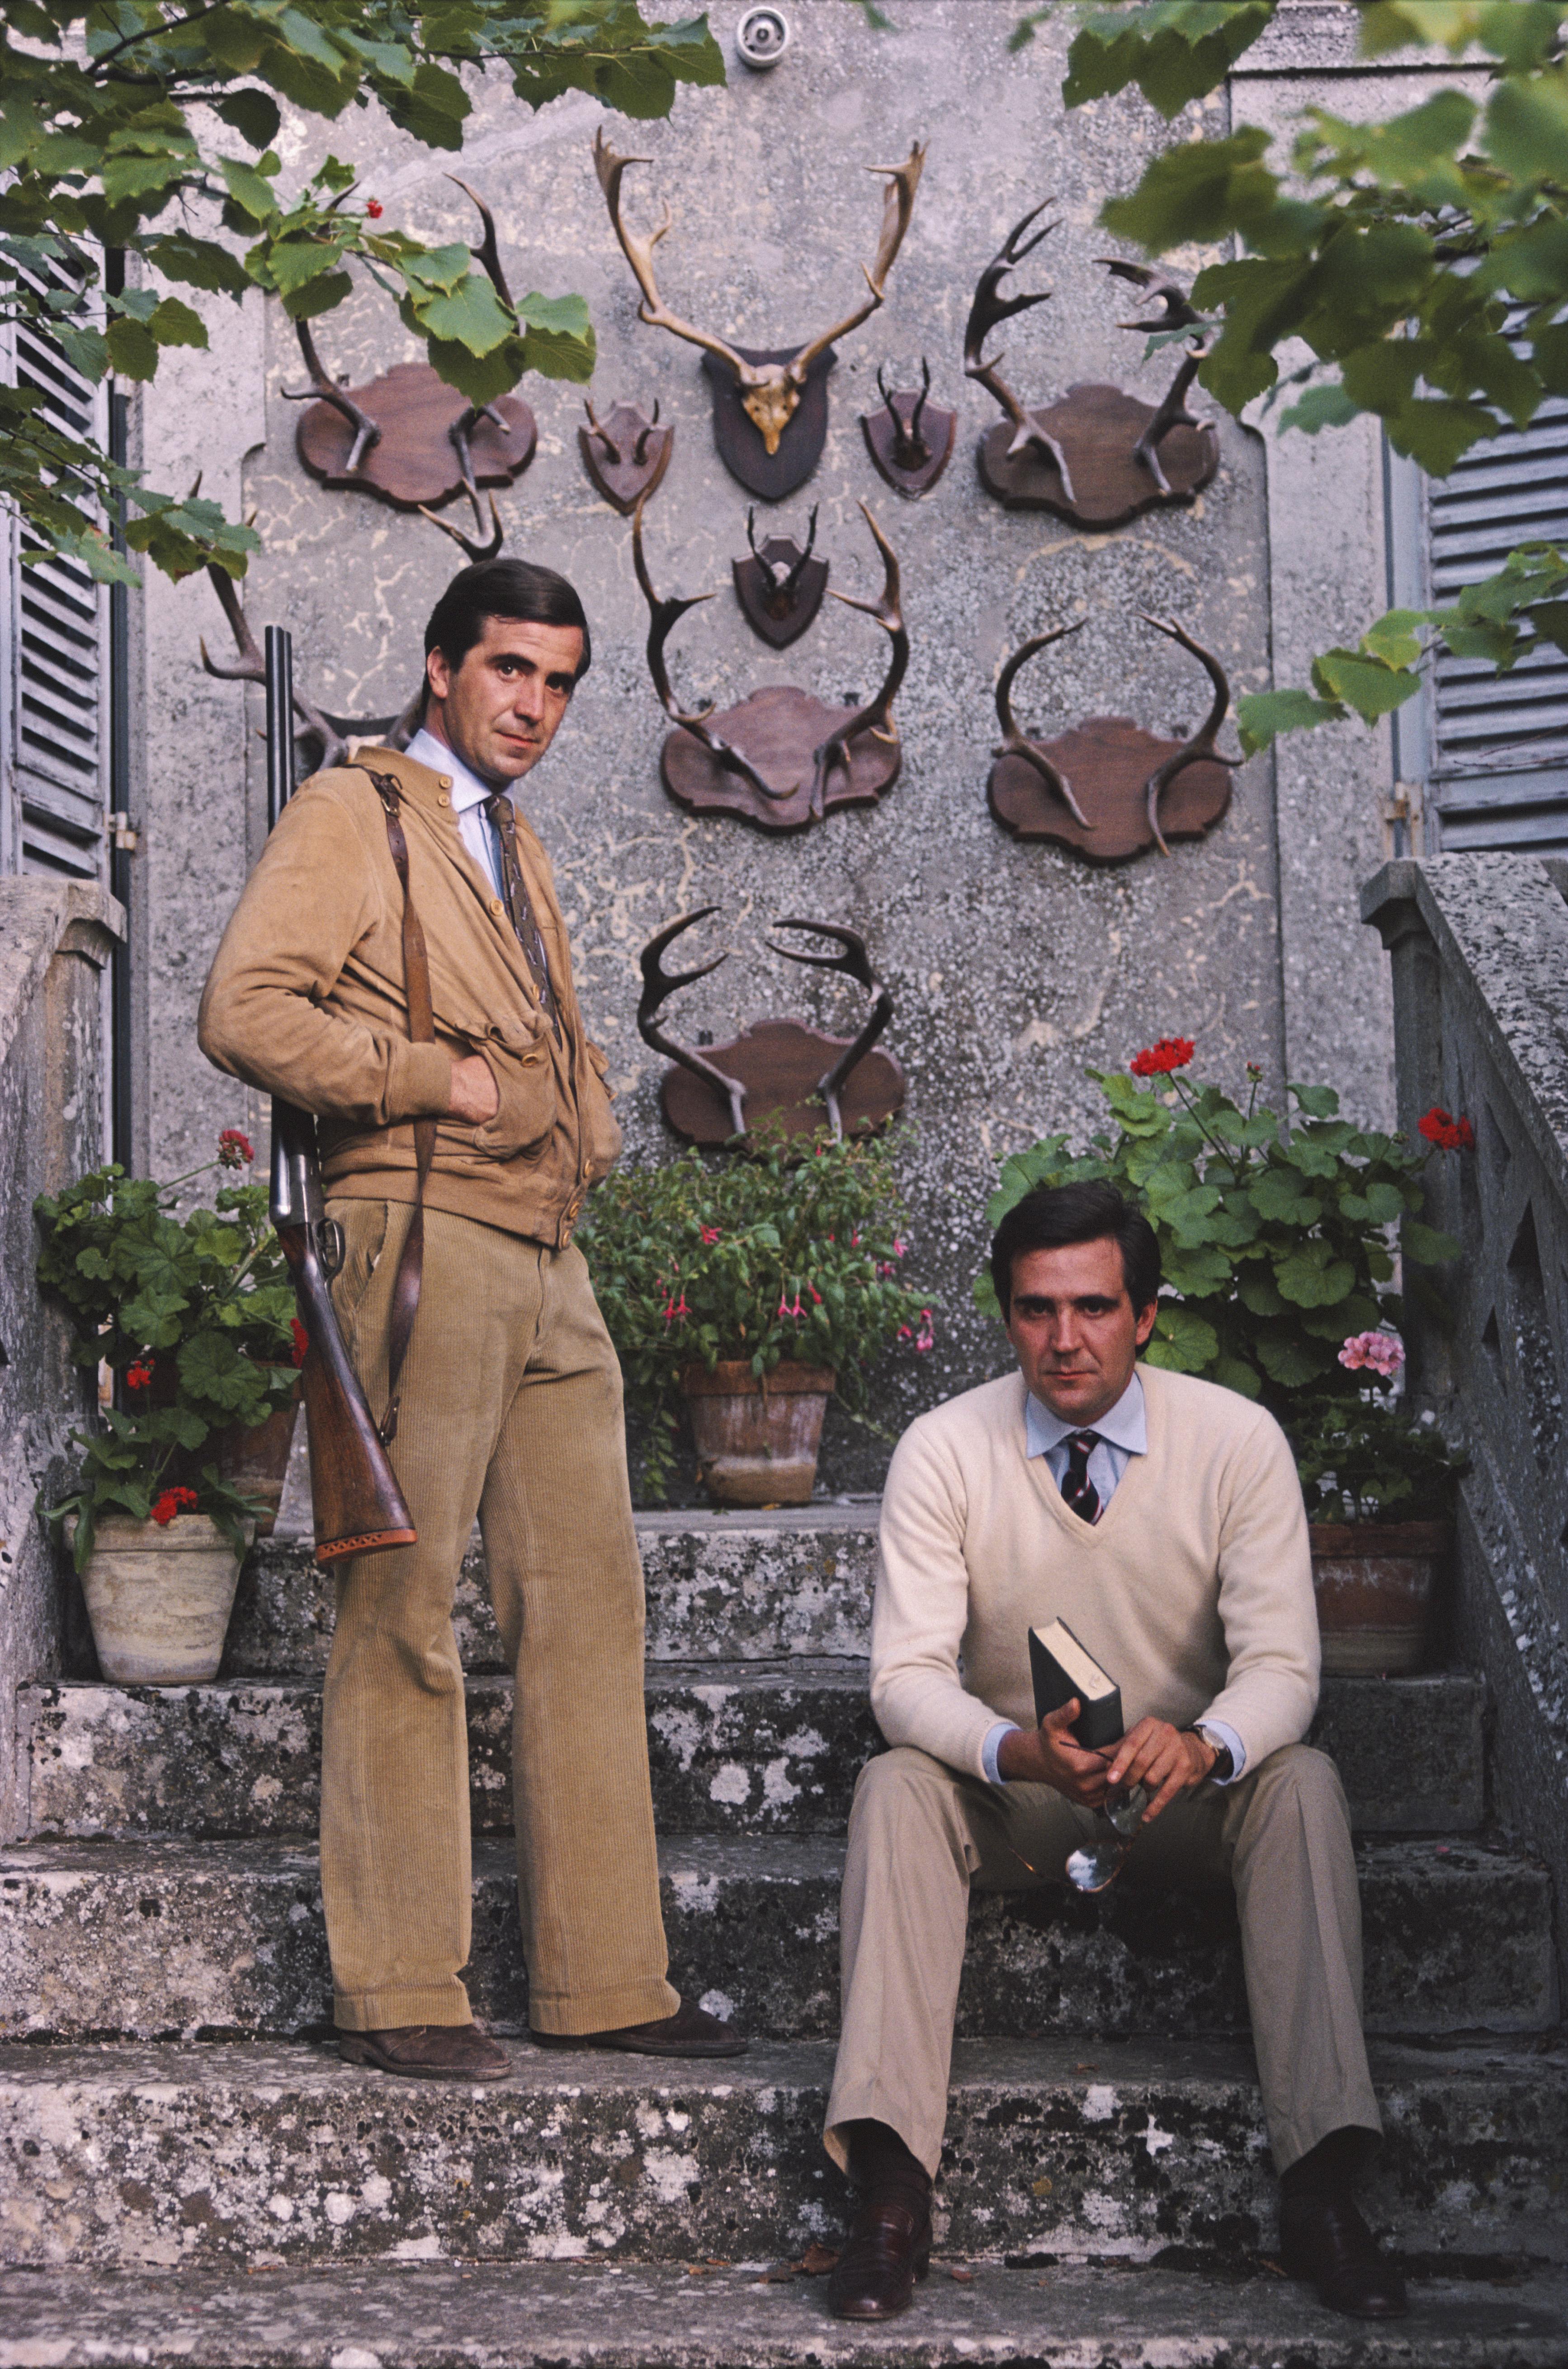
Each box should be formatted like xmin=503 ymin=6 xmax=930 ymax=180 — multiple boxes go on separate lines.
xmin=820 ymin=1180 xmax=1403 ymax=2321
xmin=200 ymin=557 xmax=745 ymax=2076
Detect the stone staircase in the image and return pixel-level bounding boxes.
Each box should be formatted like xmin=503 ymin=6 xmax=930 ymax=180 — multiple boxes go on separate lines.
xmin=2 ymin=1503 xmax=1566 ymax=2365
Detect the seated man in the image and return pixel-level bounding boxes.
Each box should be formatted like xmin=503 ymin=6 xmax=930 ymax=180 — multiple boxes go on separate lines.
xmin=821 ymin=1180 xmax=1405 ymax=2323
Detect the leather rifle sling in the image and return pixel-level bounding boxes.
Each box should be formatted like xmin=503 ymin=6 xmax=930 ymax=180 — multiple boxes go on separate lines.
xmin=354 ymin=768 xmax=436 ymax=1445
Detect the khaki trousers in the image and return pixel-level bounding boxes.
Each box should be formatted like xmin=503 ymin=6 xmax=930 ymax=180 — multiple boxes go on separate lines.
xmin=824 ymin=1743 xmax=1381 ymax=2180
xmin=320 ymin=1199 xmax=678 ymax=2037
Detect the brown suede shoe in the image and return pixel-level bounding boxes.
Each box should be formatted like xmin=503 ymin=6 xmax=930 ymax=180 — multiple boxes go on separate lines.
xmin=826 ymin=2193 xmax=933 ymax=2320
xmin=1280 ymin=2191 xmax=1409 ymax=2319
xmin=530 ymin=1997 xmax=748 ymax=2058
xmin=338 ymin=2023 xmax=511 ymax=2081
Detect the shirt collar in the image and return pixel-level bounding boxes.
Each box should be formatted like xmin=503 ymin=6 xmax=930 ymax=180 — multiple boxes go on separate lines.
xmin=1025 ymin=1369 xmax=1147 ymax=1459
xmin=405 ymin=726 xmax=505 ymax=819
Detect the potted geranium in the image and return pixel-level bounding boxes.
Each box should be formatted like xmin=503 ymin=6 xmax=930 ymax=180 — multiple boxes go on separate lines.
xmin=34 ymin=1130 xmax=302 ymax=1682
xmin=579 ymin=1127 xmax=932 ymax=1504
xmin=979 ymin=1042 xmax=1467 ymax=1671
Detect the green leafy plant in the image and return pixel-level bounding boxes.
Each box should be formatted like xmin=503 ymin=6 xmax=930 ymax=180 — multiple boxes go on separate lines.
xmin=1 ymin=1 xmax=724 ymax=582
xmin=34 ymin=1131 xmax=300 ymax=1564
xmin=578 ymin=1128 xmax=932 ymax=1499
xmin=977 ymin=1042 xmax=1466 ymax=1520
xmin=995 ymin=1 xmax=1568 ymax=750
xmin=1285 ymin=1393 xmax=1464 ymax=1526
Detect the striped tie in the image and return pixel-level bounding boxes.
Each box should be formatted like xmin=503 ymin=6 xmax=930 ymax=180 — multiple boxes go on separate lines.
xmin=1060 ymin=1430 xmax=1101 ymax=1525
xmin=484 ymin=792 xmax=559 ymax=1036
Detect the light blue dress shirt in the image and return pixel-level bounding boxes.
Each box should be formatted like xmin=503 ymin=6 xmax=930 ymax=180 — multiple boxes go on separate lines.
xmin=406 ymin=725 xmax=508 ymax=895
xmin=980 ymin=1370 xmax=1245 ymax=1786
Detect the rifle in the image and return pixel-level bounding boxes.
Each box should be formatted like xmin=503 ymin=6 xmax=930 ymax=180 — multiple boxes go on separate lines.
xmin=264 ymin=627 xmax=416 ymax=1567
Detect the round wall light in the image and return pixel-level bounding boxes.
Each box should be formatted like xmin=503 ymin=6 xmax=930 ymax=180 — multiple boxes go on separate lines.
xmin=736 ymin=5 xmax=791 ymax=71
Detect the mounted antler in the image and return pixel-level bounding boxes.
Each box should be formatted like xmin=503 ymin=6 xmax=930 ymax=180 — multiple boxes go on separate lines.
xmin=279 ymin=320 xmax=383 ymax=474
xmin=877 ymin=359 xmax=930 ymax=465
xmin=992 ymin=621 xmax=1093 ymax=831
xmin=766 ymin=920 xmax=893 ymax=1141
xmin=594 ymin=129 xmax=925 ymax=457
xmin=1100 ymin=258 xmax=1215 ymax=499
xmin=199 ymin=561 xmax=351 ymax=770
xmin=1137 ymin=615 xmax=1242 ymax=855
xmin=808 ymin=502 xmax=908 ymax=819
xmin=632 ymin=496 xmax=782 ymax=804
xmin=964 ymin=202 xmax=1077 ymax=496
xmin=637 ymin=910 xmax=749 ymax=1140
xmin=746 ymin=505 xmax=818 ymax=610
xmin=416 ymin=490 xmax=504 ymax=562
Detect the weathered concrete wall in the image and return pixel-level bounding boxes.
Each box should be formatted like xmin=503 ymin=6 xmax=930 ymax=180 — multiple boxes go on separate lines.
xmin=127 ymin=1 xmax=1417 ymax=1489
xmin=0 ymin=881 xmax=123 ymax=1839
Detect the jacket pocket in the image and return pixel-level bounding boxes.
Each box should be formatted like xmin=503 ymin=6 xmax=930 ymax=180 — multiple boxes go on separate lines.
xmin=581 ymin=1042 xmax=623 ymax=1179
xmin=471 ymin=1026 xmax=557 ymax=1159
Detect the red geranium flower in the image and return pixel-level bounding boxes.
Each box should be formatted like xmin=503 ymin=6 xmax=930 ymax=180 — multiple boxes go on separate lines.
xmin=1418 ymin=1106 xmax=1475 ymax=1151
xmin=125 ymin=1359 xmax=154 ymax=1391
xmin=365 ymin=198 xmax=383 ymax=219
xmin=151 ymin=1485 xmax=199 ymax=1526
xmin=218 ymin=1128 xmax=254 ymax=1168
xmin=289 ymin=1317 xmax=309 ymax=1369
xmin=1129 ymin=1037 xmax=1195 ymax=1078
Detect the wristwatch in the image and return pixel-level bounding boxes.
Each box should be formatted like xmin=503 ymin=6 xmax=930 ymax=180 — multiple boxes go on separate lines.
xmin=1189 ymin=1725 xmax=1234 ymax=1782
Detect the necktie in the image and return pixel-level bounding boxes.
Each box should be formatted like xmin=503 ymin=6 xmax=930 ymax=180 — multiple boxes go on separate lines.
xmin=1060 ymin=1430 xmax=1102 ymax=1525
xmin=483 ymin=792 xmax=559 ymax=1036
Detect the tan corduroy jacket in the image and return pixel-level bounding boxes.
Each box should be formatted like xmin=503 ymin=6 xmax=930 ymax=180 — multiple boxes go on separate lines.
xmin=198 ymin=744 xmax=619 ymax=1247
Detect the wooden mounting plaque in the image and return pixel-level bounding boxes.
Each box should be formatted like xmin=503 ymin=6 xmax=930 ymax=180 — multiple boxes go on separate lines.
xmin=297 ymin=362 xmax=536 ymax=509
xmin=577 ymin=400 xmax=674 ymax=515
xmin=978 ymin=382 xmax=1216 ymax=527
xmin=661 ymin=1018 xmax=905 ymax=1144
xmin=702 ymin=343 xmax=836 ymax=502
xmin=989 ymin=715 xmax=1232 ymax=862
xmin=861 ymin=397 xmax=956 ymax=497
xmin=661 ymin=684 xmax=899 ymax=831
xmin=732 ymin=541 xmax=829 ymax=648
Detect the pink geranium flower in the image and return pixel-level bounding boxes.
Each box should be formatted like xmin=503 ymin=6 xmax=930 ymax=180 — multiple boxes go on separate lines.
xmin=1339 ymin=1330 xmax=1404 ymax=1380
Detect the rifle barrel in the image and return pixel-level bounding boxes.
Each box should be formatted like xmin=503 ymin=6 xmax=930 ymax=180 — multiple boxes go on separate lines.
xmin=264 ymin=625 xmax=295 ymax=829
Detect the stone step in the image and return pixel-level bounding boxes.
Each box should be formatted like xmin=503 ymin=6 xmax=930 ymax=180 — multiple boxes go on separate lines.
xmin=229 ymin=1507 xmax=880 ymax=1676
xmin=5 ymin=2259 xmax=1568 ymax=2369
xmin=0 ymin=2034 xmax=1562 ymax=2271
xmin=17 ymin=1668 xmax=1487 ymax=1843
xmin=1 ymin=1833 xmax=1553 ymax=2043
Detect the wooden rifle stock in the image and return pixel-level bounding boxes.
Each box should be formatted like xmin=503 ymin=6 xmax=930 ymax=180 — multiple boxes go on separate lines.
xmin=270 ymin=1099 xmax=416 ymax=1566
xmin=260 ymin=629 xmax=415 ymax=1566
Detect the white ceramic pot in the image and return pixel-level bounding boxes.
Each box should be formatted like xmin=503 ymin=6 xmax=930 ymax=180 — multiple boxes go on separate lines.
xmin=68 ymin=1513 xmax=253 ymax=1684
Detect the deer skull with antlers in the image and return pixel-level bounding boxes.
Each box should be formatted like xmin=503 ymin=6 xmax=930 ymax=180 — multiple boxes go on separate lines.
xmin=594 ymin=130 xmax=924 ymax=483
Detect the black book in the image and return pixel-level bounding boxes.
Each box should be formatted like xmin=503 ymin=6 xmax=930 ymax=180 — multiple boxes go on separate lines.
xmin=1028 ymin=1618 xmax=1124 ymax=1751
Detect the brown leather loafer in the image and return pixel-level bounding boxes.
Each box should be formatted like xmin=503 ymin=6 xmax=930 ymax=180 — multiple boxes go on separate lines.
xmin=531 ymin=1997 xmax=748 ymax=2058
xmin=1280 ymin=2191 xmax=1408 ymax=2318
xmin=826 ymin=2195 xmax=933 ymax=2321
xmin=338 ymin=2023 xmax=510 ymax=2081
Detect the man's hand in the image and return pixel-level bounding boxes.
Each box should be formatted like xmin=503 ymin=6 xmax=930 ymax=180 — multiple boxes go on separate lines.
xmin=1105 ymin=1720 xmax=1216 ymax=1824
xmin=448 ymin=1052 xmax=500 ymax=1123
xmin=997 ymin=1700 xmax=1116 ymax=1808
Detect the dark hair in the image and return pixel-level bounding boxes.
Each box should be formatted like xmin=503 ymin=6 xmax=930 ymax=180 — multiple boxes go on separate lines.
xmin=423 ymin=557 xmax=591 ymax=687
xmin=989 ymin=1180 xmax=1161 ymax=1321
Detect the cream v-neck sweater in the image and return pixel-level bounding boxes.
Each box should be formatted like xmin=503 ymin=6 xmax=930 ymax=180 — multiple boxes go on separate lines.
xmin=870 ymin=1363 xmax=1318 ymax=1781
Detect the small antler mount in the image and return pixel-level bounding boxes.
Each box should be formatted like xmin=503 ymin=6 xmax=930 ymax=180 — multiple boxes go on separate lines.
xmin=638 ymin=911 xmax=904 ymax=1147
xmin=578 ymin=395 xmax=674 ymax=515
xmin=733 ymin=507 xmax=828 ymax=647
xmin=292 ymin=179 xmax=537 ymax=530
xmin=635 ymin=497 xmax=907 ymax=833
xmin=988 ymin=614 xmax=1243 ymax=861
xmin=860 ymin=360 xmax=955 ymax=498
xmin=964 ymin=213 xmax=1218 ymax=527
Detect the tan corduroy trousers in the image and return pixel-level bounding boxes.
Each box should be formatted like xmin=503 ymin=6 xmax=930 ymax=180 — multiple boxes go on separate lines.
xmin=824 ymin=1742 xmax=1381 ymax=2179
xmin=320 ymin=1198 xmax=678 ymax=2037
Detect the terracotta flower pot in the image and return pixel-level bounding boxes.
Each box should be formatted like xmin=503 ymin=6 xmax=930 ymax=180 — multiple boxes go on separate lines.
xmin=1308 ymin=1520 xmax=1450 ymax=1676
xmin=67 ymin=1513 xmax=254 ymax=1684
xmin=680 ymin=1361 xmax=836 ymax=1507
xmin=216 ymin=1377 xmax=302 ymax=1537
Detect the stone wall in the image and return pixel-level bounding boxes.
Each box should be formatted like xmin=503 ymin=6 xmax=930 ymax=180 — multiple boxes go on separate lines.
xmin=0 ymin=881 xmax=123 ymax=1839
xmin=125 ymin=1 xmax=1415 ymax=1489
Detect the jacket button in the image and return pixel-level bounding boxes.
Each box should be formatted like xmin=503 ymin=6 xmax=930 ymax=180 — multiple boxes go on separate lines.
xmin=490 ymin=897 xmax=504 ymax=916
xmin=438 ymin=791 xmax=450 ymax=807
